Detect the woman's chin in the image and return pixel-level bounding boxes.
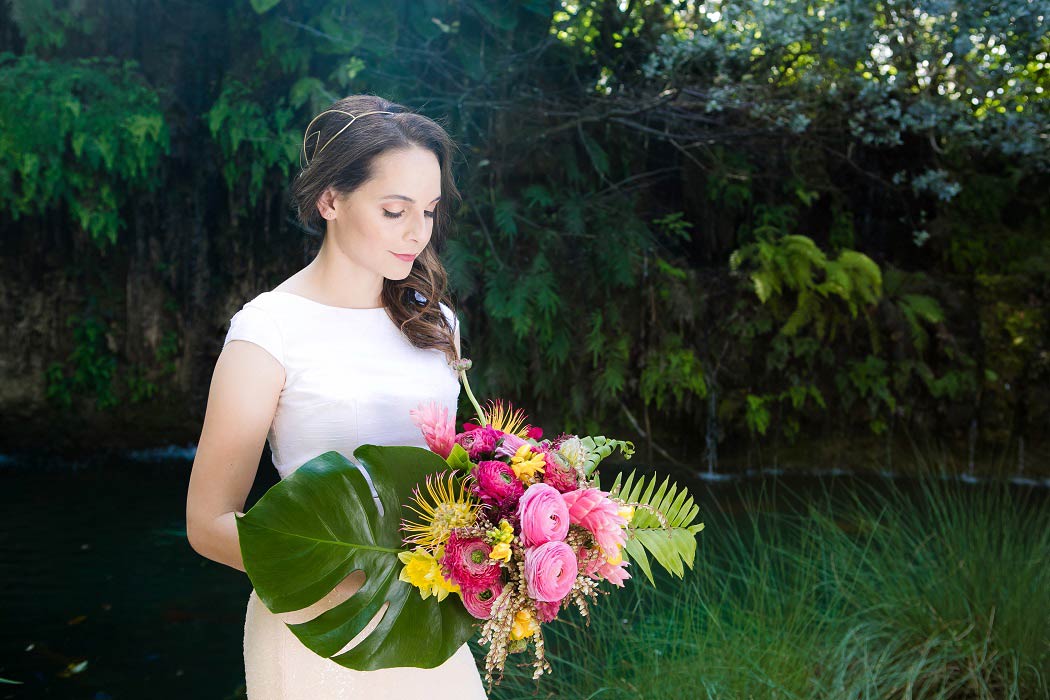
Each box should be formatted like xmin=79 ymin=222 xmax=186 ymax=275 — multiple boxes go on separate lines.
xmin=385 ymin=266 xmax=414 ymax=281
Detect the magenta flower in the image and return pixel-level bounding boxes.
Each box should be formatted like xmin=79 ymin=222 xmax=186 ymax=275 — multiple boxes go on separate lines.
xmin=516 ymin=482 xmax=570 ymax=546
xmin=494 ymin=431 xmax=528 ymax=459
xmin=562 ymin=488 xmax=629 ymax=557
xmin=523 ymin=540 xmax=577 ymax=602
xmin=540 ymin=450 xmax=578 ymax=493
xmin=471 ymin=460 xmax=524 ymax=507
xmin=534 ymin=599 xmax=561 ymax=623
xmin=455 ymin=425 xmax=502 ymax=461
xmin=409 ymin=400 xmax=456 ymax=459
xmin=461 ymin=580 xmax=505 ymax=620
xmin=440 ymin=532 xmax=502 ymax=592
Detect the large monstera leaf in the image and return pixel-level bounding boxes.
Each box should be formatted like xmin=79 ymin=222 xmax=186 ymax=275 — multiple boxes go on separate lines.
xmin=235 ymin=446 xmax=477 ymax=670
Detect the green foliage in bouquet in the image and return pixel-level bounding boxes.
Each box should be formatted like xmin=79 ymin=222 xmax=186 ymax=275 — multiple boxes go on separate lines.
xmin=235 ymin=447 xmax=476 ymax=670
xmin=606 ymin=470 xmax=706 ymax=586
xmin=580 ymin=435 xmax=636 ymax=477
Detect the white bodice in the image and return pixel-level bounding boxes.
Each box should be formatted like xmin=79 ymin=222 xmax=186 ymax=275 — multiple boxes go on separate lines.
xmin=222 ymin=290 xmax=461 ymax=481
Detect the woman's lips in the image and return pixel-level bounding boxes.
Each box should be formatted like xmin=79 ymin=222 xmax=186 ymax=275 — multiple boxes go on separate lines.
xmin=391 ymin=252 xmax=416 ymax=262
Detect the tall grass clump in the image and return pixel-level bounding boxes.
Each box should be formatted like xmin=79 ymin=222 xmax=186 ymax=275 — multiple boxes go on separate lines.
xmin=484 ymin=475 xmax=1049 ymax=700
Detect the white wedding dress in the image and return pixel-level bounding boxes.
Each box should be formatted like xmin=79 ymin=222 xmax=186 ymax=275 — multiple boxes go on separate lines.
xmin=223 ymin=290 xmax=487 ymax=699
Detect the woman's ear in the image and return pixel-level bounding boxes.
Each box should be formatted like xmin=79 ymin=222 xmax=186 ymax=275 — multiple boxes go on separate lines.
xmin=316 ymin=187 xmax=337 ymax=220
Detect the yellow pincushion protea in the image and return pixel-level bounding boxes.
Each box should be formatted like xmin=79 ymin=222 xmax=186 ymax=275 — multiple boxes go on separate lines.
xmin=401 ymin=470 xmax=481 ymax=550
xmin=482 ymin=398 xmax=533 ymax=437
xmin=397 ymin=545 xmax=460 ymax=601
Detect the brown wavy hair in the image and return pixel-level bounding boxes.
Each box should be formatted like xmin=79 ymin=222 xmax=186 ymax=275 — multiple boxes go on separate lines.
xmin=290 ymin=94 xmax=462 ymax=365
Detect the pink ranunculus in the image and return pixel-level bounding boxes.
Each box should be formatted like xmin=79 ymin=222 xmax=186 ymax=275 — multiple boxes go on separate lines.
xmin=409 ymin=400 xmax=457 ymax=459
xmin=471 ymin=460 xmax=524 ymax=507
xmin=461 ymin=580 xmax=505 ymax=620
xmin=540 ymin=450 xmax=578 ymax=493
xmin=493 ymin=431 xmax=528 ymax=459
xmin=440 ymin=532 xmax=502 ymax=592
xmin=562 ymin=488 xmax=629 ymax=556
xmin=526 ymin=425 xmax=544 ymax=440
xmin=523 ymin=541 xmax=577 ymax=602
xmin=534 ymin=599 xmax=561 ymax=623
xmin=517 ymin=482 xmax=570 ymax=546
xmin=455 ymin=425 xmax=502 ymax=461
xmin=577 ymin=545 xmax=632 ymax=587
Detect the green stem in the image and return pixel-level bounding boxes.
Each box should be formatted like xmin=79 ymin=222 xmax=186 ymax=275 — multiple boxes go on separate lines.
xmin=458 ymin=369 xmax=487 ymax=426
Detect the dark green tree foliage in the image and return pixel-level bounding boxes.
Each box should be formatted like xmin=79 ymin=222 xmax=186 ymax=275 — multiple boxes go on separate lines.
xmin=1 ymin=0 xmax=1047 ymax=474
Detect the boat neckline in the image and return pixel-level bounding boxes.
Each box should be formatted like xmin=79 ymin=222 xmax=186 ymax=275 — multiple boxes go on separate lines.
xmin=267 ymin=290 xmax=388 ymax=311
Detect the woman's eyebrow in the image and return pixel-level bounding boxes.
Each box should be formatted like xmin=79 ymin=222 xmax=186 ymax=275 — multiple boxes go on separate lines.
xmin=380 ymin=194 xmax=442 ymax=203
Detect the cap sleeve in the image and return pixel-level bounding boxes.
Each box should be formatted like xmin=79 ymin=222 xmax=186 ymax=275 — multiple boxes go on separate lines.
xmin=439 ymin=301 xmax=459 ymax=335
xmin=223 ymin=303 xmax=285 ymax=367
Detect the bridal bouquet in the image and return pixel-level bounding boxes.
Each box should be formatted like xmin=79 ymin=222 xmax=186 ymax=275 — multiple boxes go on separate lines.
xmin=236 ymin=358 xmax=705 ymax=689
xmin=400 ymin=360 xmax=652 ymax=685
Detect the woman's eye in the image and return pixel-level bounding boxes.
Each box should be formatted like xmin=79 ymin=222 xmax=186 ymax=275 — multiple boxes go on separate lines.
xmin=383 ymin=209 xmax=436 ymax=219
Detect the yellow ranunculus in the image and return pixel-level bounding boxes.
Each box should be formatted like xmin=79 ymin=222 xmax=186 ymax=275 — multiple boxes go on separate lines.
xmin=617 ymin=504 xmax=635 ymax=522
xmin=604 ymin=544 xmax=623 ymax=566
xmin=509 ymin=609 xmax=540 ymax=640
xmin=489 ymin=542 xmax=512 ymax=562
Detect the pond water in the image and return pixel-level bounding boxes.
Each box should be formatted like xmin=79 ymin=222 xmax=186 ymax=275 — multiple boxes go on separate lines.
xmin=1 ymin=449 xmax=1044 ymax=699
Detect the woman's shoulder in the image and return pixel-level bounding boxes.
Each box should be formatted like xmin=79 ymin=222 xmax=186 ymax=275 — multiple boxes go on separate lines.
xmin=223 ymin=292 xmax=289 ymax=367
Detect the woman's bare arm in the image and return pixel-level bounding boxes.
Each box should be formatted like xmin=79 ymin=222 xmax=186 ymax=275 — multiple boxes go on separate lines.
xmin=185 ymin=340 xmax=285 ymax=572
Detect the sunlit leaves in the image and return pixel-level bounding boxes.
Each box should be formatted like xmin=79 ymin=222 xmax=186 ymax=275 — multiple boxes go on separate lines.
xmin=0 ymin=53 xmax=169 ymax=247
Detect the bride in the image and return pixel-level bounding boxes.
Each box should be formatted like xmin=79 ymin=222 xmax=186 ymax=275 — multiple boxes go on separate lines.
xmin=185 ymin=95 xmax=488 ymax=699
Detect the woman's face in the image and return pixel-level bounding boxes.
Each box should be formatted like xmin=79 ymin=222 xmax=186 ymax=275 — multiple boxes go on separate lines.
xmin=321 ymin=146 xmax=441 ymax=281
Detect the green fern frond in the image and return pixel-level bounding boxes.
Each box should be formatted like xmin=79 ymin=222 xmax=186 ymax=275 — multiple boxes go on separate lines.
xmin=604 ymin=470 xmax=705 ymax=586
xmin=493 ymin=198 xmax=518 ymax=237
xmin=580 ymin=435 xmax=635 ymax=477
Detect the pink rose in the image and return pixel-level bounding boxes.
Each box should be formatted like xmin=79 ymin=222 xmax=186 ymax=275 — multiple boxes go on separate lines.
xmin=516 ymin=482 xmax=570 ymax=546
xmin=461 ymin=580 xmax=505 ymax=620
xmin=471 ymin=460 xmax=524 ymax=507
xmin=455 ymin=425 xmax=502 ymax=461
xmin=523 ymin=541 xmax=577 ymax=602
xmin=440 ymin=532 xmax=502 ymax=592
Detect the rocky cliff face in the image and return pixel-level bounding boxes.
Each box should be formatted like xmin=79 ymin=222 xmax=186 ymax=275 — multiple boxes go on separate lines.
xmin=0 ymin=187 xmax=317 ymax=453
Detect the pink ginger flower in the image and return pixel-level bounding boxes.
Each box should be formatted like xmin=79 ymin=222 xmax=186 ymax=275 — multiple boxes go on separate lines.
xmin=523 ymin=540 xmax=577 ymax=602
xmin=410 ymin=400 xmax=457 ymax=459
xmin=577 ymin=545 xmax=631 ymax=587
xmin=471 ymin=460 xmax=524 ymax=507
xmin=460 ymin=580 xmax=505 ymax=620
xmin=562 ymin=488 xmax=629 ymax=557
xmin=440 ymin=532 xmax=502 ymax=593
xmin=456 ymin=425 xmax=502 ymax=461
xmin=517 ymin=482 xmax=570 ymax=546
